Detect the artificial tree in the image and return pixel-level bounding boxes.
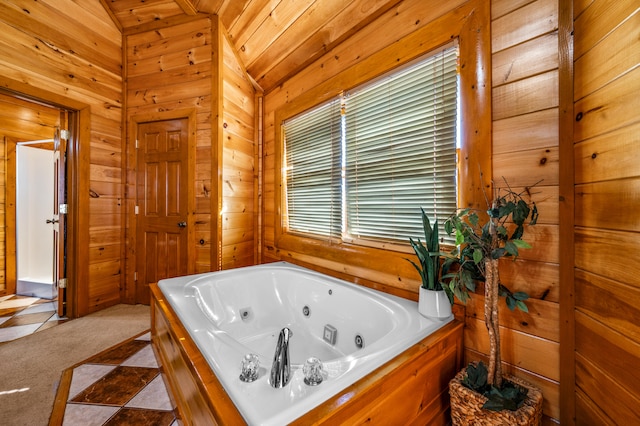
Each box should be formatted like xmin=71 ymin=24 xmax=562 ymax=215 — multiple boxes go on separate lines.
xmin=444 ymin=179 xmax=538 ymax=394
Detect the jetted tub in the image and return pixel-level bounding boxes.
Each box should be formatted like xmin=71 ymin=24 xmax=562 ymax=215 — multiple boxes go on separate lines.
xmin=151 ymin=262 xmax=463 ymax=425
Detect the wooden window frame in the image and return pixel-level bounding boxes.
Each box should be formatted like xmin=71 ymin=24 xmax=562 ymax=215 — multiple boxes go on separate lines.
xmin=282 ymin=45 xmax=459 ymax=248
xmin=272 ymin=1 xmax=491 ymax=284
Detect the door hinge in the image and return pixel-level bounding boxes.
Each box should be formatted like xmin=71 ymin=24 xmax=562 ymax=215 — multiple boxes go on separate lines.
xmin=135 ymin=139 xmax=139 ymax=149
xmin=58 ymin=278 xmax=67 ymax=289
xmin=59 ymin=203 xmax=68 ymax=214
xmin=134 ymin=205 xmax=139 ymax=215
xmin=134 ymin=272 xmax=138 ymax=281
xmin=60 ymin=129 xmax=70 ymax=140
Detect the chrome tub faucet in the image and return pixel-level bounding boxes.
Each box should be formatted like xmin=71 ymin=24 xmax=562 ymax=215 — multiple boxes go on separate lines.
xmin=270 ymin=327 xmax=293 ymax=388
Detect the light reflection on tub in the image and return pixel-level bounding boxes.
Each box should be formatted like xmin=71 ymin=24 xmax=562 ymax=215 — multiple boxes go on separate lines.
xmin=158 ymin=261 xmax=453 ymax=425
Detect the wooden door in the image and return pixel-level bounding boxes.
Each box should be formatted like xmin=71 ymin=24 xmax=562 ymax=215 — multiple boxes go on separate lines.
xmin=53 ymin=117 xmax=67 ymax=316
xmin=136 ymin=118 xmax=189 ymax=304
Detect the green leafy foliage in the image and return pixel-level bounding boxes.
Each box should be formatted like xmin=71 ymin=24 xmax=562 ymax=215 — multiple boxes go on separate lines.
xmin=500 ymin=286 xmax=530 ymax=312
xmin=405 ymin=209 xmax=453 ymax=304
xmin=462 ymin=361 xmax=490 ymax=394
xmin=442 ymin=183 xmax=538 ymax=312
xmin=484 ymin=382 xmax=529 ymax=411
xmin=461 ymin=362 xmax=529 ymax=412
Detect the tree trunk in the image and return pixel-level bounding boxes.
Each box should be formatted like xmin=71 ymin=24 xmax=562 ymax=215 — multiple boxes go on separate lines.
xmin=484 ymin=257 xmax=502 ymax=388
xmin=485 ymin=208 xmax=503 ymax=388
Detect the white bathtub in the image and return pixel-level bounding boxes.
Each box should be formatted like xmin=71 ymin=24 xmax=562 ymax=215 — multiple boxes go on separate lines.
xmin=157 ymin=262 xmax=453 ymax=425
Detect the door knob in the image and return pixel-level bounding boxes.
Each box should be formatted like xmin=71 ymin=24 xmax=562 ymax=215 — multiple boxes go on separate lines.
xmin=177 ymin=221 xmax=187 ymax=228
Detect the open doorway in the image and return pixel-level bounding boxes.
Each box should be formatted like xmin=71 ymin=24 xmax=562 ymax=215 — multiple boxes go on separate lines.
xmin=16 ymin=141 xmax=56 ymax=299
xmin=1 ymin=94 xmax=70 ymax=318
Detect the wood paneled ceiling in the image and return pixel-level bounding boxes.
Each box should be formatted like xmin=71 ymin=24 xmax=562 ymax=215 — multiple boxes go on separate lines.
xmin=100 ymin=0 xmax=402 ymax=93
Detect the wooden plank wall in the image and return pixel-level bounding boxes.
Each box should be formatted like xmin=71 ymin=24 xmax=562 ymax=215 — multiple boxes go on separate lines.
xmin=124 ymin=14 xmax=256 ymax=296
xmin=220 ymin=33 xmax=258 ymax=269
xmin=0 ymin=0 xmax=123 ymax=316
xmin=467 ymin=0 xmax=561 ymax=422
xmin=572 ymin=0 xmax=640 ymax=422
xmin=263 ymin=0 xmax=470 ymax=290
xmin=0 ymin=94 xmax=61 ymax=295
xmin=262 ymin=0 xmax=561 ymax=422
xmin=125 ymin=15 xmax=215 ymax=284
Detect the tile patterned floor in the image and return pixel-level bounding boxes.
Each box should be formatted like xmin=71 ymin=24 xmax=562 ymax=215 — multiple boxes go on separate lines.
xmin=1 ymin=295 xmax=180 ymax=425
xmin=0 ymin=294 xmax=67 ymax=343
xmin=54 ymin=332 xmax=180 ymax=426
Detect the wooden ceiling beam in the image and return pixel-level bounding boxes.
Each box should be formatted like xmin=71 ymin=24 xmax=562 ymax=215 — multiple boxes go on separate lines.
xmin=97 ymin=0 xmax=123 ymax=32
xmin=175 ymin=0 xmax=199 ymax=15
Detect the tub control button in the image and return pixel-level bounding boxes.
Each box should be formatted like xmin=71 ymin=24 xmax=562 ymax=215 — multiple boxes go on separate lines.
xmin=323 ymin=325 xmax=337 ymax=345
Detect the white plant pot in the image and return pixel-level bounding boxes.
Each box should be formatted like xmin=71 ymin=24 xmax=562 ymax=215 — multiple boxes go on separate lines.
xmin=418 ymin=287 xmax=452 ymax=321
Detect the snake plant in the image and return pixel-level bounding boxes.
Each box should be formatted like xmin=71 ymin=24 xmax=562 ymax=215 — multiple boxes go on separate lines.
xmin=406 ymin=208 xmax=454 ymax=303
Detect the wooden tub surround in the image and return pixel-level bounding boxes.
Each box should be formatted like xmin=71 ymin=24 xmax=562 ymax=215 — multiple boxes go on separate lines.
xmin=151 ymin=283 xmax=464 ymax=425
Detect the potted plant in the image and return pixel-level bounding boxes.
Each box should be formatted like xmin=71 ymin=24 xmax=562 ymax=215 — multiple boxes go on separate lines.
xmin=406 ymin=208 xmax=453 ymax=321
xmin=443 ymin=180 xmax=543 ymax=424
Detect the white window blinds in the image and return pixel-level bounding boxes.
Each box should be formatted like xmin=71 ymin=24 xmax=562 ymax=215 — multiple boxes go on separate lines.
xmin=283 ymin=45 xmax=458 ymax=246
xmin=283 ymin=99 xmax=342 ymax=238
xmin=344 ymin=47 xmax=458 ymax=243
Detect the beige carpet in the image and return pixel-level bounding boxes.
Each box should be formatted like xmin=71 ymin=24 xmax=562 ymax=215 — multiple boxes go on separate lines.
xmin=0 ymin=304 xmax=151 ymax=426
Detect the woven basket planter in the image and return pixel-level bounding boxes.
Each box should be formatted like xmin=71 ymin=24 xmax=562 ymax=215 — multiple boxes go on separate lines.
xmin=449 ymin=365 xmax=543 ymax=426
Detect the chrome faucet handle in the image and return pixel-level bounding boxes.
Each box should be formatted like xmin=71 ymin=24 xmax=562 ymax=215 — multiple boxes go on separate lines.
xmin=303 ymin=357 xmax=324 ymax=386
xmin=239 ymin=353 xmax=260 ymax=382
xmin=270 ymin=327 xmax=293 ymax=388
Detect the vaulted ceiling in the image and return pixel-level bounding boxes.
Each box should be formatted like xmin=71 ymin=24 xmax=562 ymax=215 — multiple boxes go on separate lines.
xmin=99 ymin=0 xmax=402 ymax=92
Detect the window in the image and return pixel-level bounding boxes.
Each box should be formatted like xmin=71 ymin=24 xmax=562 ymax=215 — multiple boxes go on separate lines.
xmin=282 ymin=45 xmax=458 ymax=247
xmin=283 ymin=100 xmax=342 ymax=238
